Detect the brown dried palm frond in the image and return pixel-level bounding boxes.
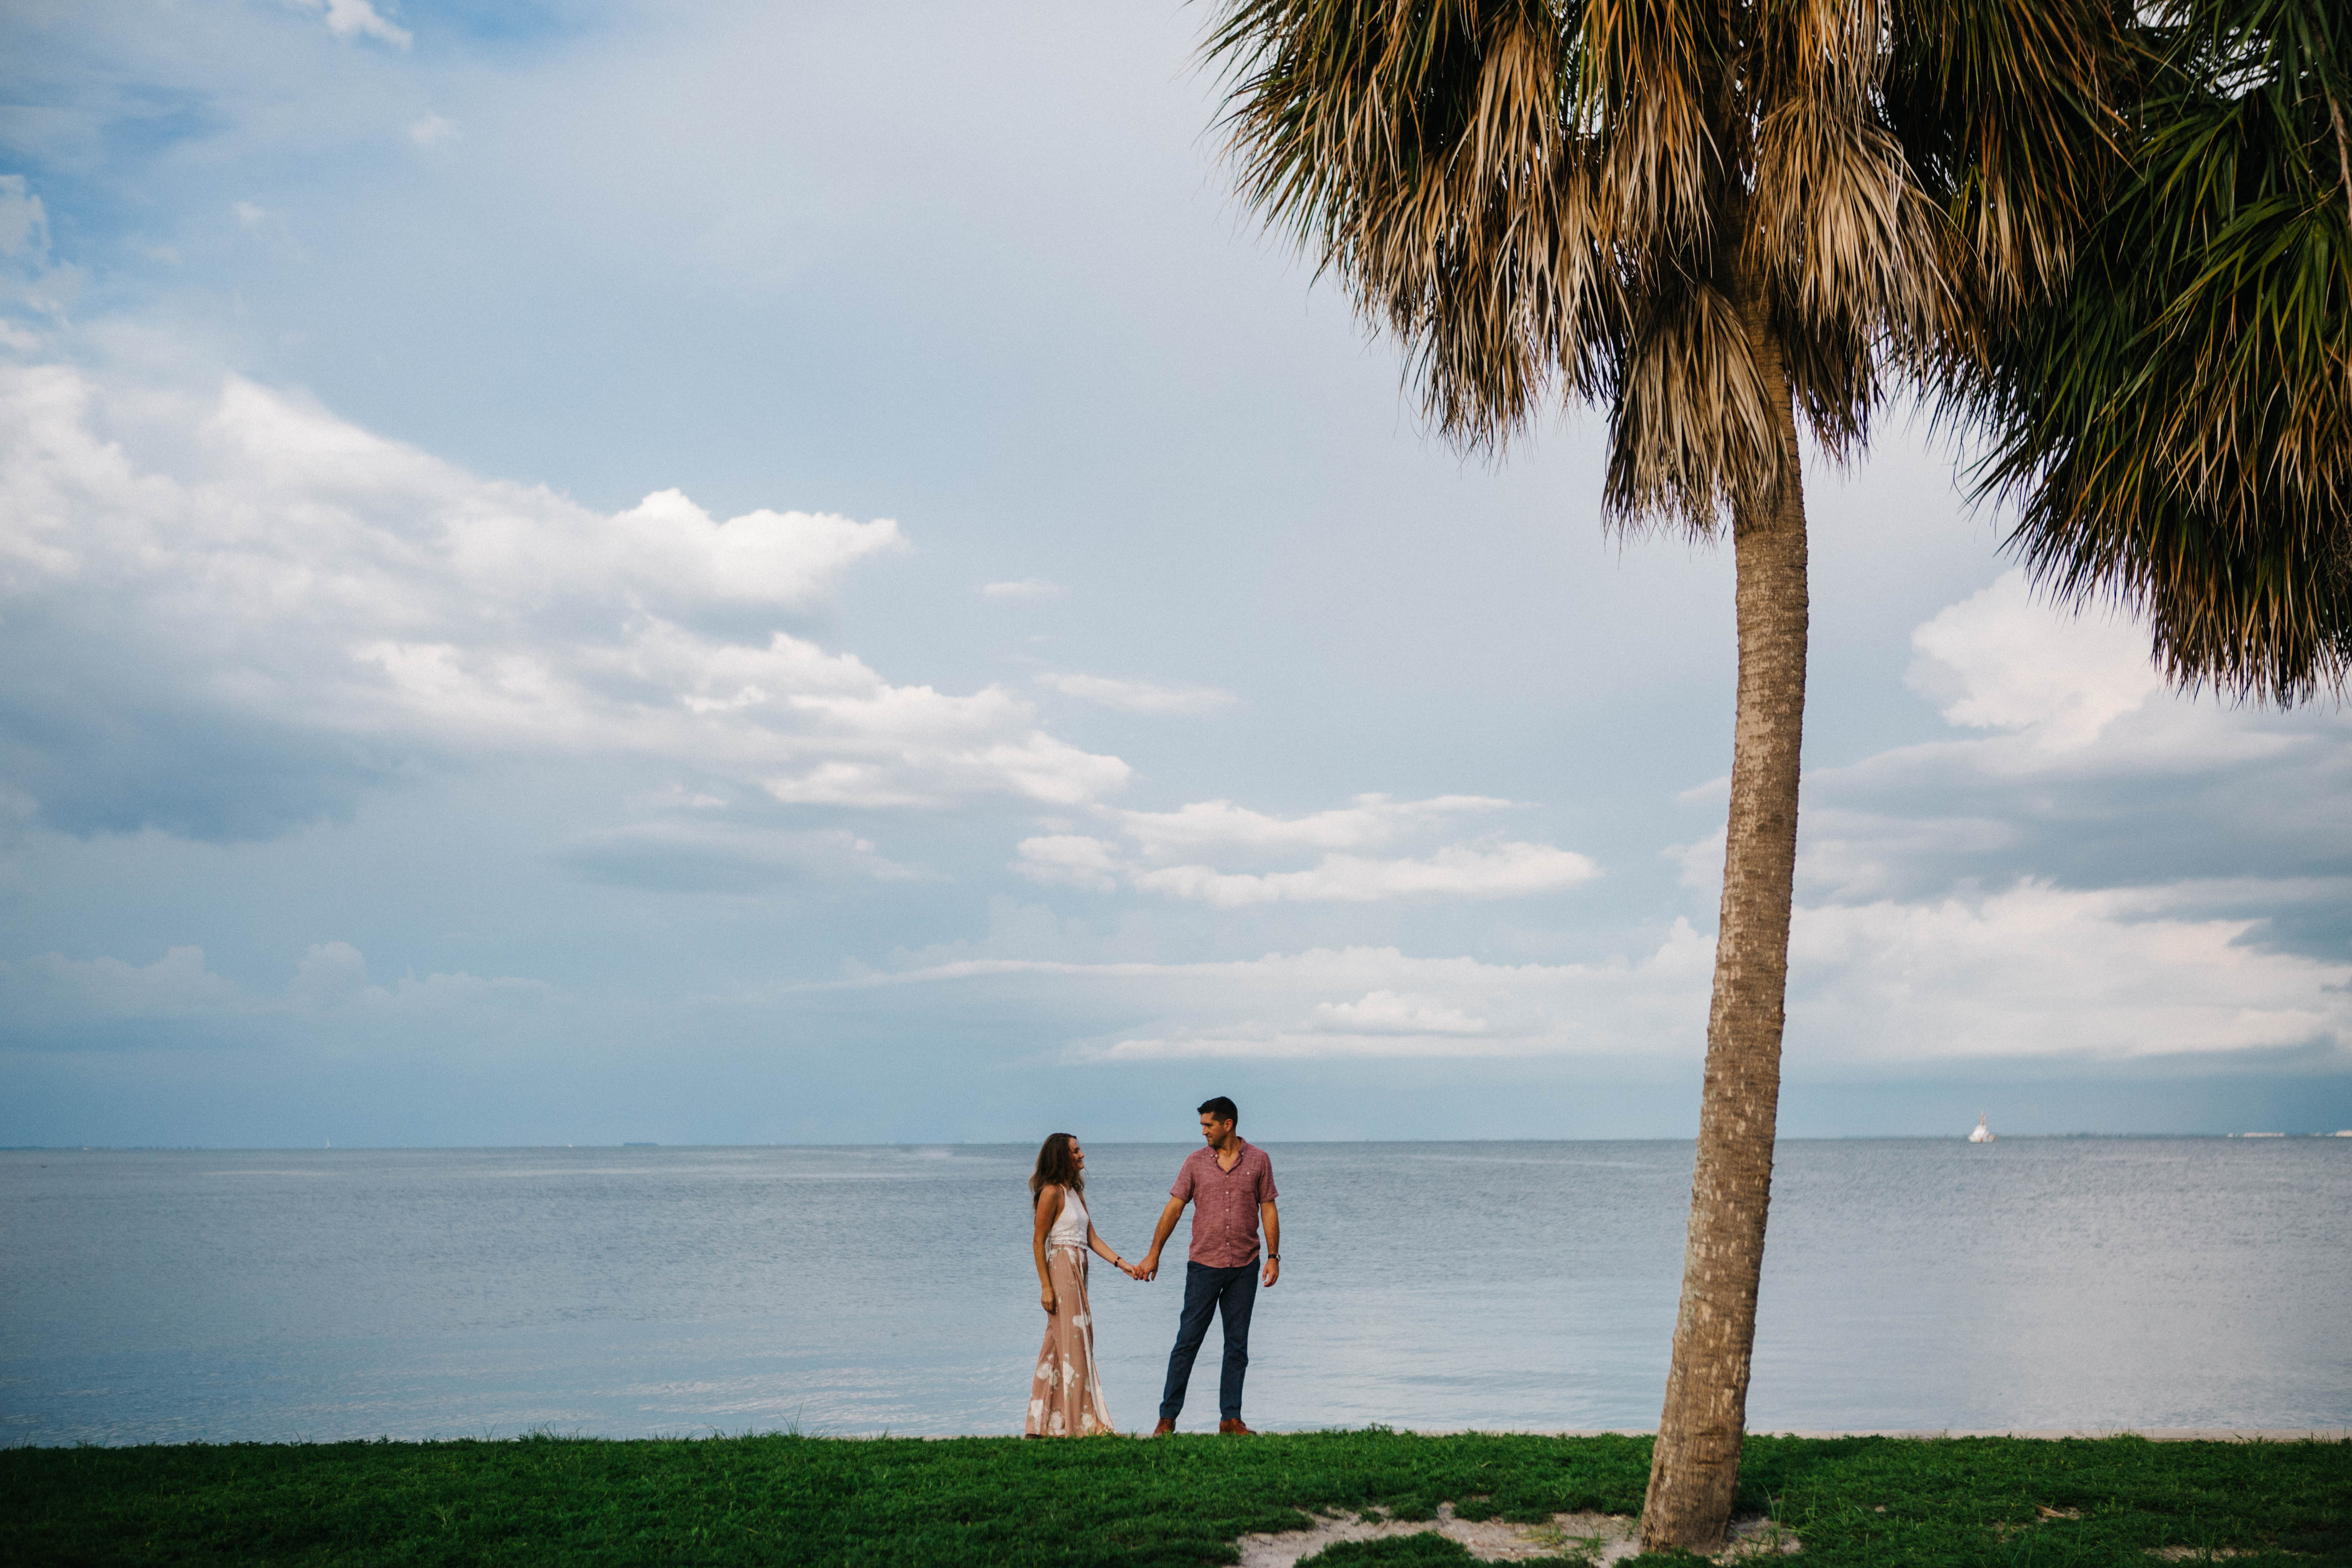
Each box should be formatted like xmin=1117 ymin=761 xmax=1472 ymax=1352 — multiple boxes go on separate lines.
xmin=1210 ymin=0 xmax=1624 ymax=447
xmin=1606 ymin=281 xmax=1783 ymax=532
xmin=1777 ymin=309 xmax=1880 ymax=458
xmin=1577 ymin=0 xmax=1718 ymax=262
xmin=1210 ymin=0 xmax=2124 ymax=541
xmin=1745 ymin=87 xmax=1947 ymax=344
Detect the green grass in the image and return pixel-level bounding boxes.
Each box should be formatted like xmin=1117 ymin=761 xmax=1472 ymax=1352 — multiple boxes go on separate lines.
xmin=2 ymin=1430 xmax=2345 ymax=1567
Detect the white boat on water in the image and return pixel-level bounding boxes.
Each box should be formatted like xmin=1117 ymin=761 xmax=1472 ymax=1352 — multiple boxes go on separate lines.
xmin=1968 ymin=1114 xmax=1996 ymax=1143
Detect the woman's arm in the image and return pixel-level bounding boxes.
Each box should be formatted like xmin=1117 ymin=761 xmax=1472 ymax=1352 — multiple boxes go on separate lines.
xmin=1085 ymin=1221 xmax=1129 ymax=1276
xmin=1137 ymin=1194 xmax=1186 ymax=1281
xmin=1032 ymin=1187 xmax=1062 ymax=1314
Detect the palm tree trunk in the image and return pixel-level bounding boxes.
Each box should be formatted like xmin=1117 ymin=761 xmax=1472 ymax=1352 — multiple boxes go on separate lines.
xmin=1639 ymin=296 xmax=1810 ymax=1553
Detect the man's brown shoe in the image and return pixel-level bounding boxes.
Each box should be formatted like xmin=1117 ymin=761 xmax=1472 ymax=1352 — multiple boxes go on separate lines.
xmin=1151 ymin=1418 xmax=1176 ymax=1437
xmin=1218 ymin=1417 xmax=1254 ymax=1436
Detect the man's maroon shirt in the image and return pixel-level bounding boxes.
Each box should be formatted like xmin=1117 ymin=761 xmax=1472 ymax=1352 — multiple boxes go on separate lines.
xmin=1170 ymin=1137 xmax=1278 ymax=1267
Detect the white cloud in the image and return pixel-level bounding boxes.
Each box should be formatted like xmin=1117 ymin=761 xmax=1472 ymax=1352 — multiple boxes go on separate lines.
xmin=1789 ymin=881 xmax=2352 ymax=1064
xmin=1668 ymin=827 xmax=1725 ymax=893
xmin=1079 ymin=929 xmax=1709 ymax=1060
xmin=821 ymin=927 xmax=1717 ymax=1062
xmin=0 ymin=946 xmax=239 ymax=1022
xmin=289 ymin=940 xmax=373 ymax=1005
xmin=296 ymin=0 xmax=413 ymax=48
xmin=1011 ymin=834 xmax=1125 ymax=893
xmin=407 ymin=114 xmax=457 ymax=146
xmin=1909 ymin=572 xmax=2165 ymax=751
xmin=1797 ymin=569 xmax=2344 ymax=905
xmin=1312 ymin=989 xmax=1490 ymax=1035
xmin=1105 ymin=793 xmax=1513 ymax=858
xmin=1793 ymin=812 xmax=2018 ymax=904
xmin=1037 ymin=673 xmax=1235 ymax=715
xmin=812 ymin=861 xmax=2352 ymax=1067
xmin=0 ymin=360 xmax=1130 ymax=830
xmin=558 ymin=820 xmax=924 ymax=892
xmin=978 ymin=578 xmax=1065 ymax=600
xmin=448 ymin=483 xmax=909 ymax=609
xmin=1010 ymin=792 xmax=1584 ymax=904
xmin=1089 ymin=1023 xmax=1515 ymax=1061
xmin=1126 ymin=842 xmax=1600 ymax=906
xmin=0 ymin=941 xmax=545 ymax=1035
xmin=920 ymin=586 xmax=2352 ymax=1067
xmin=1734 ymin=575 xmax=2352 ymax=1066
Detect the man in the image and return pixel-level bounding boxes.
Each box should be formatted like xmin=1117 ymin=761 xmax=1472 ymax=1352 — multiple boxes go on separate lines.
xmin=1136 ymin=1096 xmax=1280 ymax=1435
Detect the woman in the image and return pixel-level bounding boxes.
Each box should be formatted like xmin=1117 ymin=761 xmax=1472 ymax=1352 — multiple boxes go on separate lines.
xmin=1026 ymin=1132 xmax=1134 ymax=1437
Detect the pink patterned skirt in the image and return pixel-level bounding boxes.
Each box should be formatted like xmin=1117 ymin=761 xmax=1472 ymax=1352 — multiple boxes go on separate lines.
xmin=1026 ymin=1245 xmax=1116 ymax=1436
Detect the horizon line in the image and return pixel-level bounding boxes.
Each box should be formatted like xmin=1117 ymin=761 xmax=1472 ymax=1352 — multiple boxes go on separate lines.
xmin=9 ymin=1131 xmax=2352 ymax=1154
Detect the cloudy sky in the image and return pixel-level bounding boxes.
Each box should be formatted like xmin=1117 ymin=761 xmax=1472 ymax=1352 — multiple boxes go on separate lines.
xmin=3 ymin=0 xmax=2347 ymax=1147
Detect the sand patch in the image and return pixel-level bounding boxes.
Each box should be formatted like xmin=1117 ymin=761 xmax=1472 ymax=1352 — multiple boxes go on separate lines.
xmin=1232 ymin=1503 xmax=1800 ymax=1565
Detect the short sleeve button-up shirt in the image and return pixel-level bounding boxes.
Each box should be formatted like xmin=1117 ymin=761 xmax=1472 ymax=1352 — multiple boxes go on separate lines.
xmin=1170 ymin=1138 xmax=1278 ymax=1267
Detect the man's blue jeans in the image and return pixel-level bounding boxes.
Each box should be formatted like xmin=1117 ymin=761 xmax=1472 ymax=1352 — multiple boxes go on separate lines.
xmin=1160 ymin=1259 xmax=1258 ymax=1423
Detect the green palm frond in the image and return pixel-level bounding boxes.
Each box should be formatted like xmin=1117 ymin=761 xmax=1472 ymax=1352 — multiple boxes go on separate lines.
xmin=1951 ymin=0 xmax=2352 ymax=702
xmin=1884 ymin=0 xmax=2129 ymax=320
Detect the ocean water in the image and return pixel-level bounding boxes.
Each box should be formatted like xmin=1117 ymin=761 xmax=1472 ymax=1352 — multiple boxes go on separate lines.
xmin=1 ymin=1138 xmax=2345 ymax=1445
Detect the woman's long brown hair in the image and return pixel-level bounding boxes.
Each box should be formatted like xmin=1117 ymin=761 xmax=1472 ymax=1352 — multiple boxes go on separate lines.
xmin=1029 ymin=1132 xmax=1082 ymax=1208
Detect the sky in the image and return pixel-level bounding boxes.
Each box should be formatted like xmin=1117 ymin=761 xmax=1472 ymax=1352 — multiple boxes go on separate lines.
xmin=2 ymin=0 xmax=2348 ymax=1147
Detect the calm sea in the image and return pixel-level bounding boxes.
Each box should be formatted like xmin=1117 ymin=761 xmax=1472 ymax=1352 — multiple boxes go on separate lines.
xmin=2 ymin=1138 xmax=2345 ymax=1445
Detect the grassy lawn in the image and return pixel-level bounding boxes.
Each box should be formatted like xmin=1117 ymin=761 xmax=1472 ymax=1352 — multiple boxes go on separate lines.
xmin=2 ymin=1430 xmax=2345 ymax=1567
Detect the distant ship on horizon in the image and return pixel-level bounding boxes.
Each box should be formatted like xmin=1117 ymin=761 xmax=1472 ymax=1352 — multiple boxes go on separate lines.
xmin=1968 ymin=1114 xmax=1996 ymax=1144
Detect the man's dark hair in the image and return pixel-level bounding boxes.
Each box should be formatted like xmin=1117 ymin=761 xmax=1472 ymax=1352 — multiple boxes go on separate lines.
xmin=1198 ymin=1096 xmax=1239 ymax=1126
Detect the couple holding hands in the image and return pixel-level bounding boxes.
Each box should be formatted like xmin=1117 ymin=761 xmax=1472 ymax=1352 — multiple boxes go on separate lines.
xmin=1025 ymin=1096 xmax=1279 ymax=1438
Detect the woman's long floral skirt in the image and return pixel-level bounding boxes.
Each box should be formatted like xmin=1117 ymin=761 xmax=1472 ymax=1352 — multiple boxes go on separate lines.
xmin=1026 ymin=1245 xmax=1115 ymax=1436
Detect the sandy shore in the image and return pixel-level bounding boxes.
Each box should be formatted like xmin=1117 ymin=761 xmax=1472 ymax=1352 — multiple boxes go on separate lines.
xmin=1234 ymin=1503 xmax=1795 ymax=1567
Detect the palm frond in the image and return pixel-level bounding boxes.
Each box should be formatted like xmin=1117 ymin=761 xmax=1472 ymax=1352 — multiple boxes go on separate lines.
xmin=1605 ymin=282 xmax=1783 ymax=534
xmin=1577 ymin=0 xmax=1719 ymax=264
xmin=1951 ymin=0 xmax=2352 ymax=702
xmin=1749 ymin=107 xmax=1943 ymax=347
xmin=1208 ymin=0 xmax=1626 ymax=446
xmin=1885 ymin=0 xmax=2129 ymax=320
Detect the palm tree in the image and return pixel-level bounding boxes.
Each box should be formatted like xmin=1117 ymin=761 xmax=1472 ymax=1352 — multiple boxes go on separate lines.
xmin=1205 ymin=0 xmax=2120 ymax=1548
xmin=1949 ymin=0 xmax=2351 ymax=703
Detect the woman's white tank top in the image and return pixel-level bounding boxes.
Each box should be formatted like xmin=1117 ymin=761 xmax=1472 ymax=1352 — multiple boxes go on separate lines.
xmin=1046 ymin=1186 xmax=1089 ymax=1249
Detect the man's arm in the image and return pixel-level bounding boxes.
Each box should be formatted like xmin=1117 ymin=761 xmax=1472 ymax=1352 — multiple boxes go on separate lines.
xmin=1261 ymin=1200 xmax=1280 ymax=1287
xmin=1139 ymin=1196 xmax=1186 ymax=1281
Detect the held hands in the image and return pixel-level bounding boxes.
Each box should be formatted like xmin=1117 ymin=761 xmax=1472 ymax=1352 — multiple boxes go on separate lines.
xmin=1134 ymin=1252 xmax=1160 ymax=1283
